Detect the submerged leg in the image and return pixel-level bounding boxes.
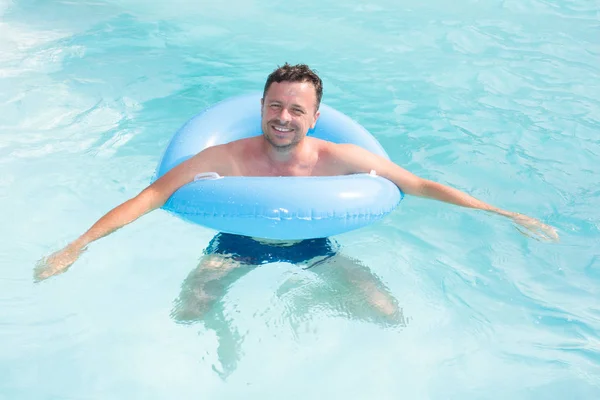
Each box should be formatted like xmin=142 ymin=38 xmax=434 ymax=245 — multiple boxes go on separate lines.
xmin=171 ymin=254 xmax=257 ymax=324
xmin=308 ymin=253 xmax=406 ymax=326
xmin=170 ymin=253 xmax=259 ymax=379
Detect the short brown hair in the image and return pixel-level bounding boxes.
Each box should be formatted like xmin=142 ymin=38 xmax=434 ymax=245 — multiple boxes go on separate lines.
xmin=263 ymin=63 xmax=323 ymax=110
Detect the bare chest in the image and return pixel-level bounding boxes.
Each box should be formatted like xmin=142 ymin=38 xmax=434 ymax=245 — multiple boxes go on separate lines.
xmin=236 ymin=159 xmax=318 ymax=177
xmin=228 ymin=138 xmax=346 ymax=177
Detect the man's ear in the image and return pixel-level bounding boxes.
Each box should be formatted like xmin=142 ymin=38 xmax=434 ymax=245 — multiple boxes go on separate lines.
xmin=311 ymin=110 xmax=321 ymax=129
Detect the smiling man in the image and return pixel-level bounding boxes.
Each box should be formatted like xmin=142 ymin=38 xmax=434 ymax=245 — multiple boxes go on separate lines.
xmin=36 ymin=63 xmax=558 ymax=306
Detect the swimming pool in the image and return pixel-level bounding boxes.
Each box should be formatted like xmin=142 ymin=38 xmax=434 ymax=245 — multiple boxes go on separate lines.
xmin=1 ymin=0 xmax=599 ymax=398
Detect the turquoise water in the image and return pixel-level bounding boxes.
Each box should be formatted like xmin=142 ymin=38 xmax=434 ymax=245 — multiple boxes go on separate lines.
xmin=1 ymin=0 xmax=599 ymax=398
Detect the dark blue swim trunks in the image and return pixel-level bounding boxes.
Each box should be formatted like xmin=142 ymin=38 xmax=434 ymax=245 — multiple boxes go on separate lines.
xmin=205 ymin=233 xmax=338 ymax=267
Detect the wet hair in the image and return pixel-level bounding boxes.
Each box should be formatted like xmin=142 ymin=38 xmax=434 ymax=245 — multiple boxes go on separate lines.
xmin=263 ymin=63 xmax=323 ymax=110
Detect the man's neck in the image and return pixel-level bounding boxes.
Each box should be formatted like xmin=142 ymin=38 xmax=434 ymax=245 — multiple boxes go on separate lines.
xmin=262 ymin=136 xmax=309 ymax=168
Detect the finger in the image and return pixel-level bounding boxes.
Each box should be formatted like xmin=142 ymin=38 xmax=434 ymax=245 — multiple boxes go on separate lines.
xmin=514 ymin=225 xmax=552 ymax=242
xmin=33 ymin=268 xmax=50 ymax=283
xmin=545 ymin=226 xmax=560 ymax=241
xmin=514 ymin=225 xmax=536 ymax=240
xmin=533 ymin=224 xmax=559 ymax=242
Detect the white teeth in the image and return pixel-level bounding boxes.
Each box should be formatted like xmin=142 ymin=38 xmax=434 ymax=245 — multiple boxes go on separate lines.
xmin=273 ymin=126 xmax=292 ymax=132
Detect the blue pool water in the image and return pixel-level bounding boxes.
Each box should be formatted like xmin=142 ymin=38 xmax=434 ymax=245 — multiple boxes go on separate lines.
xmin=1 ymin=0 xmax=599 ymax=398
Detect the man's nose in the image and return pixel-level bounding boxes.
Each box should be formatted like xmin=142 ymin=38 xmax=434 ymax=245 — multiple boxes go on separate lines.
xmin=277 ymin=107 xmax=292 ymax=122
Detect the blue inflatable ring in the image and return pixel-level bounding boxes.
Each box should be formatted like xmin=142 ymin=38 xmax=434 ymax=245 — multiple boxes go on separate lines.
xmin=154 ymin=93 xmax=403 ymax=240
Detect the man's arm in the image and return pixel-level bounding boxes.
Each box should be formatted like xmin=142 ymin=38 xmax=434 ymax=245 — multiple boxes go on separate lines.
xmin=331 ymin=144 xmax=558 ymax=241
xmin=34 ymin=146 xmax=230 ymax=281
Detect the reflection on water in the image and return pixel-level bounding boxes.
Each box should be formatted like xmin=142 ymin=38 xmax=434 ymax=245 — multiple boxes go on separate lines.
xmin=170 ymin=240 xmax=409 ymax=378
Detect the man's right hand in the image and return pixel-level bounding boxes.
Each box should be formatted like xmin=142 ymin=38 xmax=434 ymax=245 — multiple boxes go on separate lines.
xmin=34 ymin=244 xmax=85 ymax=282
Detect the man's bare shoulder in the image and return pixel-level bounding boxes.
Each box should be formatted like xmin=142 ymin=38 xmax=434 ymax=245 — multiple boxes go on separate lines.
xmin=183 ymin=140 xmax=245 ymax=176
xmin=311 ymin=138 xmax=360 ymax=158
xmin=313 ymin=139 xmax=389 ymax=175
xmin=198 ymin=136 xmax=259 ymax=157
xmin=307 ymin=139 xmax=360 ymax=175
xmin=226 ymin=135 xmax=263 ymax=151
xmin=195 ymin=136 xmax=262 ymax=176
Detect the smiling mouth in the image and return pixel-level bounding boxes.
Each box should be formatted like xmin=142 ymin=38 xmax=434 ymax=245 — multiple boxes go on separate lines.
xmin=272 ymin=125 xmax=293 ymax=133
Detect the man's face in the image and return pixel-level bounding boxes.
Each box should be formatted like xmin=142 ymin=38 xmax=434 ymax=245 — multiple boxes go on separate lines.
xmin=261 ymin=81 xmax=320 ymax=151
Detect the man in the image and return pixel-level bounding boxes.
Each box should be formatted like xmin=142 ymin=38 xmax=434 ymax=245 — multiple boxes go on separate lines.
xmin=35 ymin=63 xmax=558 ymax=283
